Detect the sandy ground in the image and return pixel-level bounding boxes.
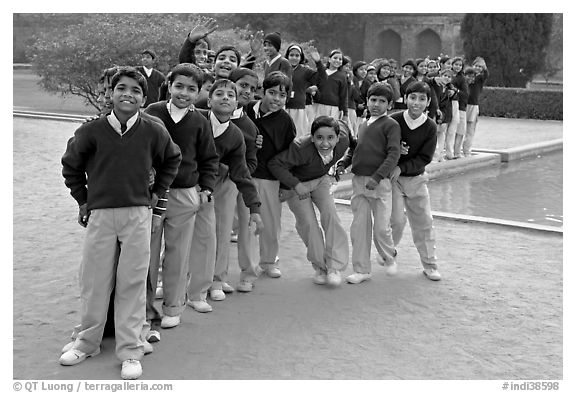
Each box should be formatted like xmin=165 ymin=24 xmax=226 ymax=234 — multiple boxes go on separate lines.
xmin=12 ymin=117 xmax=565 ymax=383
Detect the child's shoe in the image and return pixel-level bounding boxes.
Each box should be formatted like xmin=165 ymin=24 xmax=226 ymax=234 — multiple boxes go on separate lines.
xmin=236 ymin=281 xmax=254 ymax=292
xmin=160 ymin=315 xmax=181 ymax=329
xmin=313 ymin=271 xmax=327 ymax=285
xmin=423 ymin=268 xmax=442 ymax=281
xmin=142 ymin=341 xmax=153 ymax=355
xmin=187 ymin=299 xmax=213 ymax=313
xmin=121 ymin=359 xmax=142 ymax=380
xmin=155 ymin=285 xmax=163 ymax=299
xmin=146 ymin=330 xmax=161 ymax=343
xmin=326 ymin=270 xmax=342 ymax=287
xmin=345 ymin=272 xmax=372 ymax=284
xmin=209 ymin=289 xmax=226 ymax=301
xmin=59 ymin=347 xmax=100 ymax=366
xmin=264 ymin=266 xmax=282 ymax=278
xmin=61 ymin=340 xmax=75 ymax=353
xmin=222 ymin=282 xmax=235 ymax=293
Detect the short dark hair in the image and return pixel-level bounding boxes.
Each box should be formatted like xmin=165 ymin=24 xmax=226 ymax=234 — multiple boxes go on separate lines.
xmin=367 ymin=82 xmax=394 ymax=102
xmin=215 ymin=45 xmax=242 ymax=66
xmin=111 ymin=66 xmax=148 ymax=97
xmin=262 ymin=71 xmax=292 ymax=94
xmin=142 ymin=49 xmax=156 ymax=60
xmin=463 ymin=66 xmax=476 ymax=76
xmin=310 ymin=115 xmax=340 ymax=136
xmin=99 ymin=66 xmax=120 ymax=85
xmin=228 ymin=67 xmax=258 ymax=83
xmin=202 ymin=72 xmax=215 ymax=86
xmin=405 ymin=81 xmax=432 ymax=98
xmin=208 ymin=79 xmax=237 ymax=98
xmin=168 ymin=63 xmax=204 ymax=89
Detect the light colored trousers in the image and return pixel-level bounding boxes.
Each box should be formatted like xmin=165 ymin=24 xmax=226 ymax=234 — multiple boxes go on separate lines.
xmin=350 ymin=175 xmax=396 ymax=274
xmin=286 ymin=176 xmax=349 ymax=273
xmin=391 ymin=174 xmax=438 ymax=270
xmin=454 ymin=110 xmax=467 ymax=156
xmin=434 ymin=123 xmax=447 ymax=161
xmin=314 ymin=103 xmax=340 ymax=120
xmin=254 ymin=178 xmax=282 ymax=268
xmin=187 ymin=197 xmax=216 ymax=302
xmin=287 ymin=108 xmax=310 ymax=138
xmin=74 ymin=206 xmax=150 ymax=361
xmin=464 ymin=104 xmax=480 ymax=155
xmin=149 ymin=187 xmax=199 ymax=318
xmin=444 ymin=100 xmax=459 ymax=159
xmin=212 ymin=178 xmax=259 ymax=289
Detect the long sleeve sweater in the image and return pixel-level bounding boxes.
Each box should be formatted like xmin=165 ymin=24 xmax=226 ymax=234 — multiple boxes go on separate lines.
xmin=467 ymin=68 xmax=489 ymax=105
xmin=268 ymin=120 xmax=352 ymax=189
xmin=245 ymin=101 xmax=297 ymax=180
xmin=452 ymin=72 xmax=469 ymax=110
xmin=390 ymin=111 xmax=437 ymax=176
xmin=286 ymin=61 xmax=327 ymax=110
xmin=136 ymin=66 xmax=165 ymax=108
xmin=231 ymin=112 xmax=259 ymax=175
xmin=338 ymin=115 xmax=401 ymax=182
xmin=264 ymin=56 xmax=293 ymax=79
xmin=317 ymin=70 xmax=348 ymax=115
xmin=144 ymin=102 xmax=219 ymax=191
xmin=61 ymin=115 xmax=182 ymax=210
xmin=198 ymin=110 xmax=261 ymax=213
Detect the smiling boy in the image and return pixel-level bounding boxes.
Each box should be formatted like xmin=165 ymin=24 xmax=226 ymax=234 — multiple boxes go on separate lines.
xmin=389 ymin=81 xmax=441 ymax=281
xmin=60 ymin=66 xmax=182 ymax=379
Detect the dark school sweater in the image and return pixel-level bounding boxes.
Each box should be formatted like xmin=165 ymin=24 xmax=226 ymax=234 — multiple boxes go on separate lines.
xmin=61 ymin=115 xmax=182 ymax=210
xmin=338 ymin=115 xmax=401 ymax=182
xmin=264 ymin=56 xmax=293 ymax=79
xmin=231 ymin=112 xmax=259 ymax=175
xmin=245 ymin=101 xmax=297 ymax=180
xmin=390 ymin=111 xmax=437 ymax=177
xmin=467 ymin=68 xmax=489 ymax=106
xmin=136 ymin=66 xmax=165 ymax=108
xmin=316 ymin=70 xmax=348 ymax=115
xmin=198 ymin=109 xmax=261 ymax=214
xmin=268 ymin=120 xmax=352 ymax=189
xmin=286 ymin=61 xmax=327 ymax=110
xmin=452 ymin=72 xmax=469 ymax=111
xmin=144 ymin=102 xmax=219 ymax=191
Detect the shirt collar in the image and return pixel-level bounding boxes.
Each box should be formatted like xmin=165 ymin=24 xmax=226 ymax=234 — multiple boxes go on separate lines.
xmin=253 ymin=100 xmax=273 ymax=119
xmin=403 ymin=110 xmax=427 ymax=130
xmin=210 ymin=111 xmax=230 ymax=138
xmin=167 ymin=100 xmax=194 ymax=123
xmin=230 ymin=106 xmax=244 ymax=120
xmin=266 ymin=53 xmax=282 ymax=66
xmin=107 ymin=110 xmax=139 ymax=135
xmin=366 ymin=113 xmax=386 ymax=126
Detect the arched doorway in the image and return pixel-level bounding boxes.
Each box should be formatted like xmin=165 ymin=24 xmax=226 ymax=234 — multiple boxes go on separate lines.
xmin=416 ymin=28 xmax=441 ymax=59
xmin=376 ymin=29 xmax=401 ymax=61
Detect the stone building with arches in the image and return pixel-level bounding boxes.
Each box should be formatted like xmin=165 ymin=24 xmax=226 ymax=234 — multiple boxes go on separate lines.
xmin=362 ymin=14 xmax=465 ymax=62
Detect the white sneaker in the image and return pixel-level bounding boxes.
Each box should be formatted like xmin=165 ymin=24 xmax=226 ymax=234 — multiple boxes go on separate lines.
xmin=423 ymin=268 xmax=442 ymax=281
xmin=222 ymin=282 xmax=235 ymax=293
xmin=385 ymin=262 xmax=398 ymax=276
xmin=313 ymin=271 xmax=327 ymax=285
xmin=187 ymin=299 xmax=213 ymax=313
xmin=326 ymin=270 xmax=342 ymax=286
xmin=264 ymin=266 xmax=282 ymax=278
xmin=160 ymin=315 xmax=180 ymax=329
xmin=209 ymin=289 xmax=226 ymax=301
xmin=346 ymin=272 xmax=372 ymax=284
xmin=155 ymin=286 xmax=163 ymax=299
xmin=142 ymin=341 xmax=153 ymax=355
xmin=59 ymin=347 xmax=100 ymax=366
xmin=121 ymin=359 xmax=142 ymax=380
xmin=61 ymin=340 xmax=74 ymax=353
xmin=236 ymin=281 xmax=254 ymax=292
xmin=146 ymin=330 xmax=161 ymax=343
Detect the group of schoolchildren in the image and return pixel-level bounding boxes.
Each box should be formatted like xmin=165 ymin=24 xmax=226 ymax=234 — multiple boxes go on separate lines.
xmin=59 ymin=18 xmax=488 ymax=380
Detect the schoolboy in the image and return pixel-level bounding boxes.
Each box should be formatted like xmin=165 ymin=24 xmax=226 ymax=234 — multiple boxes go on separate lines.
xmin=195 ymin=79 xmax=264 ymax=302
xmin=336 ymin=82 xmax=401 ymax=284
xmin=60 ymin=66 xmax=182 ymax=379
xmin=389 ymin=81 xmax=441 ymax=281
xmin=464 ymin=57 xmax=489 ymax=157
xmin=144 ymin=63 xmax=219 ymax=326
xmin=245 ymin=71 xmax=297 ymax=278
xmin=262 ymin=31 xmax=293 ymax=79
xmin=136 ymin=49 xmax=165 ymax=108
xmin=268 ymin=116 xmax=352 ymax=286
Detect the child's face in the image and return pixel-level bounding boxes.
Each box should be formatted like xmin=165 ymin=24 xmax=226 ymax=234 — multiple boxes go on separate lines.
xmin=464 ymin=73 xmax=475 ymax=84
xmin=261 ymin=85 xmax=288 ymax=113
xmin=403 ymin=65 xmax=414 ymax=77
xmin=443 ymin=59 xmax=452 ymax=70
xmin=367 ymin=94 xmax=391 ymax=117
xmin=208 ymin=84 xmax=237 ymax=116
xmin=379 ymin=66 xmax=391 ymax=79
xmin=235 ymin=75 xmax=259 ymax=108
xmin=473 ymin=62 xmax=484 ymax=74
xmin=288 ymin=49 xmax=301 ymax=67
xmin=263 ymin=41 xmax=279 ymax=59
xmin=96 ymin=82 xmax=107 ymax=112
xmin=390 ymin=62 xmax=398 ymax=76
xmin=112 ymin=76 xmax=145 ymax=115
xmin=214 ymin=50 xmax=239 ymax=79
xmin=366 ymin=70 xmax=377 ymax=83
xmin=141 ymin=53 xmax=154 ymax=68
xmin=417 ymin=62 xmax=428 ymax=75
xmin=406 ymin=92 xmax=430 ymax=119
xmin=194 ymin=42 xmax=209 ymax=68
xmin=168 ymin=75 xmax=200 ymax=109
xmin=197 ymin=80 xmax=213 ymax=103
xmin=452 ymin=60 xmax=463 ymax=73
xmin=427 ymin=61 xmax=439 ymax=76
xmin=328 ymin=53 xmax=343 ymax=70
xmin=312 ymin=126 xmax=339 ymax=156
xmin=356 ymin=65 xmax=367 ymax=79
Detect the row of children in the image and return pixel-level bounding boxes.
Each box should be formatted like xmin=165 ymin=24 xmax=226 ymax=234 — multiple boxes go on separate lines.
xmin=59 ymin=18 xmax=446 ymax=380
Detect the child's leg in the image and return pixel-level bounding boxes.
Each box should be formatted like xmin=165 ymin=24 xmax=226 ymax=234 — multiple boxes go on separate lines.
xmin=305 ymin=104 xmax=317 ymax=126
xmin=254 ymin=178 xmax=282 ymax=270
xmin=390 ymin=178 xmax=407 ymax=246
xmin=463 ymin=105 xmax=479 ymax=156
xmin=350 ymin=176 xmax=374 ymax=274
xmin=347 ymin=110 xmax=358 ymax=136
xmin=287 ymin=108 xmax=310 ymax=138
xmin=434 ymin=123 xmax=447 ymax=161
xmin=369 ymin=178 xmax=396 ymax=264
xmin=287 ymin=188 xmax=326 ymax=273
xmin=146 ymin=218 xmax=164 ymax=323
xmin=454 ymin=110 xmax=467 ymax=157
xmin=236 ymin=193 xmax=259 ymax=283
xmin=187 ymin=198 xmax=216 ymax=302
xmin=400 ymin=175 xmax=438 ymax=270
xmin=212 ymin=178 xmax=239 ymax=290
xmin=444 ymin=101 xmax=459 ymax=159
xmin=312 ymin=176 xmax=349 ymax=272
xmin=74 ymin=208 xmax=119 ymax=355
xmin=113 ymin=206 xmax=151 ymax=362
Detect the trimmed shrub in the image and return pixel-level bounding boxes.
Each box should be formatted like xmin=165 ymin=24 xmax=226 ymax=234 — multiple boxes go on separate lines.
xmin=478 ymin=87 xmax=562 ymax=120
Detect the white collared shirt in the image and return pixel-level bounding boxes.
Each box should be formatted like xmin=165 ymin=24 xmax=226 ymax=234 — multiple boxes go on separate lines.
xmin=266 ymin=53 xmax=282 ymax=67
xmin=326 ymin=69 xmax=337 ymax=77
xmin=252 ymin=101 xmax=272 ymax=119
xmin=318 ymin=150 xmax=334 ymax=165
xmin=107 ymin=110 xmax=139 ymax=136
xmin=366 ymin=113 xmax=386 ymax=127
xmin=166 ymin=101 xmax=194 ymax=124
xmin=210 ymin=111 xmax=230 ymax=138
xmin=142 ymin=66 xmax=153 ymax=78
xmin=403 ymin=111 xmax=427 ymax=130
xmin=230 ymin=107 xmax=244 ymax=120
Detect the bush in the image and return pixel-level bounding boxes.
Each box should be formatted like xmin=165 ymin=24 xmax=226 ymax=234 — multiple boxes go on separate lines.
xmin=478 ymin=87 xmax=562 ymax=120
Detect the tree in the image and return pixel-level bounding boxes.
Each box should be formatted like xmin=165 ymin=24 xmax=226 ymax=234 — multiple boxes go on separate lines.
xmin=27 ymin=13 xmax=252 ymax=110
xmin=460 ymin=13 xmax=553 ymax=87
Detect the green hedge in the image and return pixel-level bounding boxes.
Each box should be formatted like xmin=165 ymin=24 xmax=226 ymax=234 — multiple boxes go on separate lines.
xmin=478 ymin=87 xmax=562 ymax=120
